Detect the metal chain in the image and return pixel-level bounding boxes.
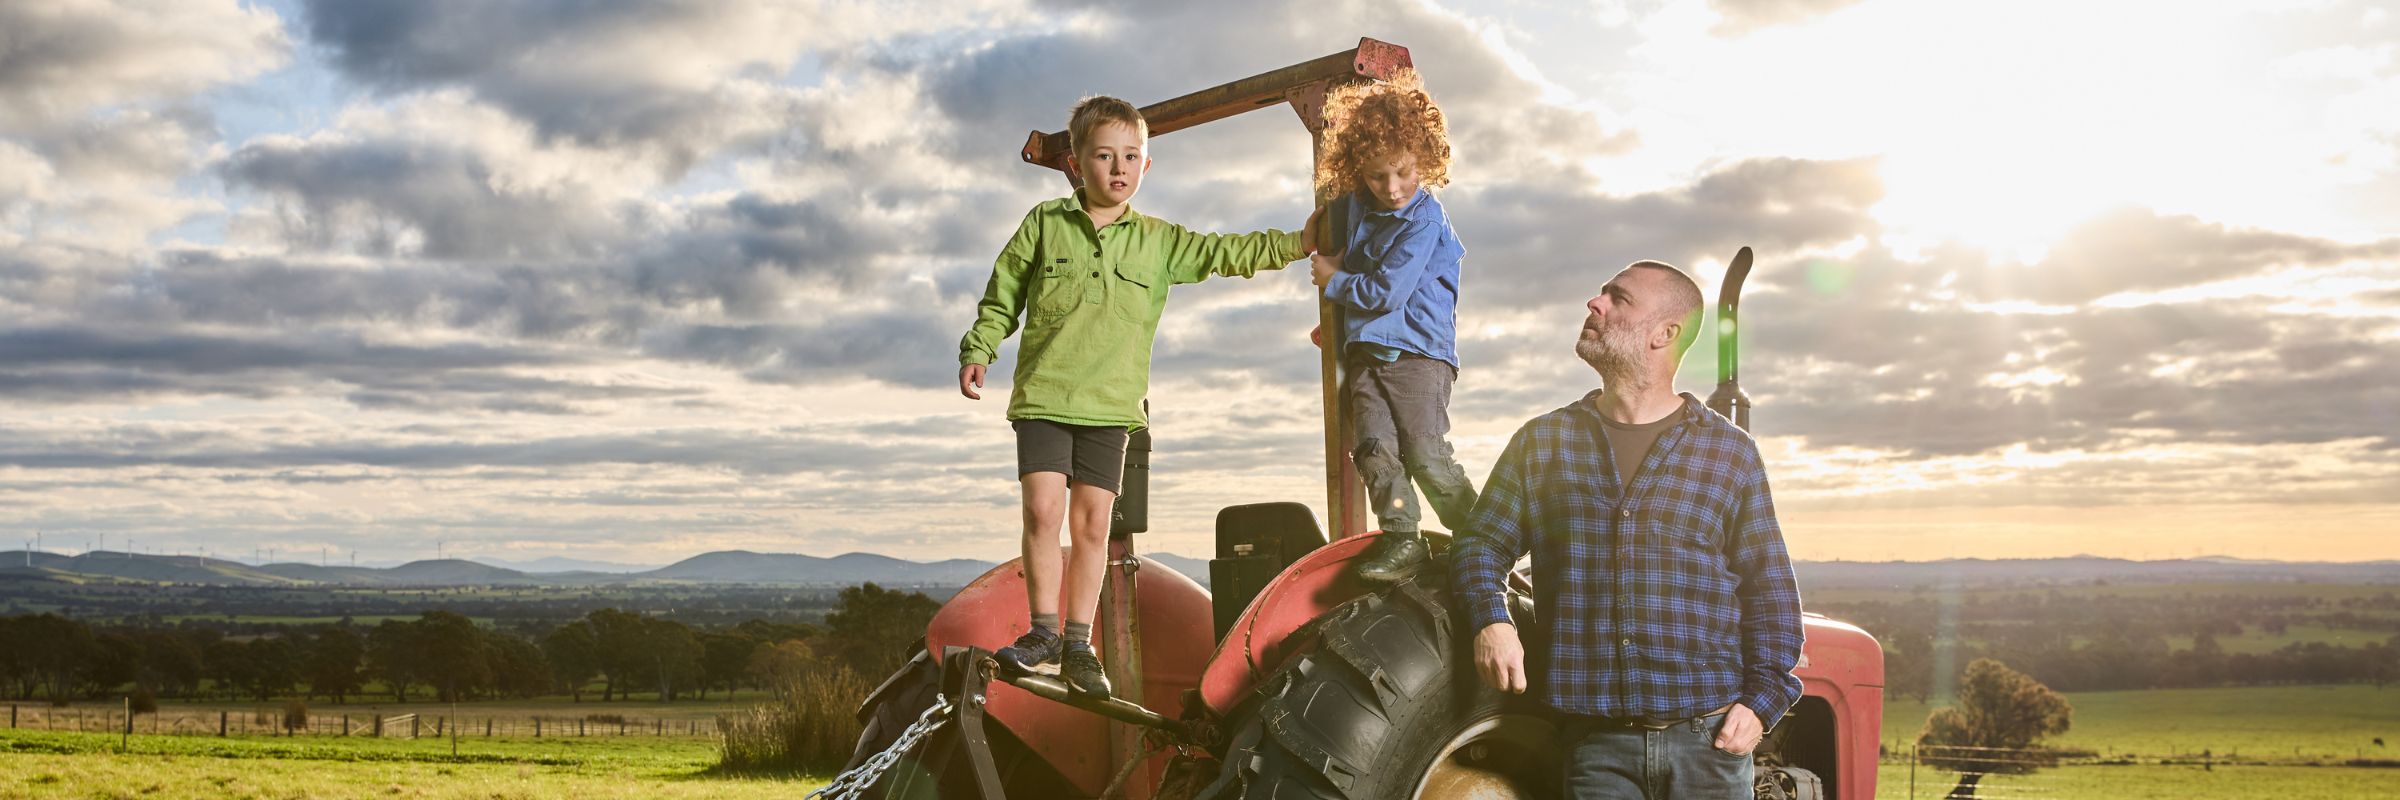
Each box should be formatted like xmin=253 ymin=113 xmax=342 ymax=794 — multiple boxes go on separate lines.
xmin=807 ymin=693 xmax=953 ymax=800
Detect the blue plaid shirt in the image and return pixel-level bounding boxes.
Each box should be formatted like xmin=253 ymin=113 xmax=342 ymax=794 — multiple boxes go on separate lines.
xmin=1451 ymin=391 xmax=1805 ymax=726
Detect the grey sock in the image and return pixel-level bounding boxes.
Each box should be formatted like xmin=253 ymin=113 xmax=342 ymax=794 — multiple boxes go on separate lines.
xmin=1031 ymin=612 xmax=1060 ymax=636
xmin=1063 ymin=620 xmax=1092 ymax=645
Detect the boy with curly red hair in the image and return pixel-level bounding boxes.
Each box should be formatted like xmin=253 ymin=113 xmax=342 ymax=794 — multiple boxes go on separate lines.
xmin=1306 ymin=69 xmax=1478 ymax=583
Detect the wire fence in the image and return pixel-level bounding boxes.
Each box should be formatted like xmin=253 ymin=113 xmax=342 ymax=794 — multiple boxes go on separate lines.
xmin=4 ymin=703 xmax=720 ymax=739
xmin=1899 ymin=742 xmax=2400 ymax=799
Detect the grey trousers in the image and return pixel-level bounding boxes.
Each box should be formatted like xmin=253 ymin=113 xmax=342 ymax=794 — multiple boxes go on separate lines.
xmin=1343 ymin=352 xmax=1477 ymax=534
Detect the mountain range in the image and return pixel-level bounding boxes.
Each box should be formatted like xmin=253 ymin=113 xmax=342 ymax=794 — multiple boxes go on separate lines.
xmin=1 ymin=549 xmax=2391 ymax=590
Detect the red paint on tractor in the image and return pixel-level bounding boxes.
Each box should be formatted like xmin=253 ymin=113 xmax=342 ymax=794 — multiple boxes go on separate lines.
xmin=1197 ymin=532 xmax=1386 ymax=714
xmin=1794 ymin=613 xmax=1885 ymax=800
xmin=925 ymin=553 xmax=1214 ymax=797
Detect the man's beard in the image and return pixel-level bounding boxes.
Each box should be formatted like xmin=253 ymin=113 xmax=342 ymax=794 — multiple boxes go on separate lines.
xmin=1576 ymin=319 xmax=1648 ymax=387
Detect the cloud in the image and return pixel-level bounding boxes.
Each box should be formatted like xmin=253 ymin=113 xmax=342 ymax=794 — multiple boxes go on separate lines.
xmin=296 ymin=0 xmax=839 ymax=169
xmin=1707 ymin=0 xmax=1871 ymax=35
xmin=0 ymin=0 xmax=286 ymax=132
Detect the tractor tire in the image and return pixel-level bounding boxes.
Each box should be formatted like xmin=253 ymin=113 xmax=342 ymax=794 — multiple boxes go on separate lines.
xmin=845 ymin=647 xmax=1077 ymax=799
xmin=1198 ymin=571 xmax=1560 ymax=800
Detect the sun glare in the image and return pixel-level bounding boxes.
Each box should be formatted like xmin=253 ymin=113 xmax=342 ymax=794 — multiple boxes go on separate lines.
xmin=1606 ymin=0 xmax=2381 ymax=263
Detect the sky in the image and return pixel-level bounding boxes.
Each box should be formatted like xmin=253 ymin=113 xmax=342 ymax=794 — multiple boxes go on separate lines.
xmin=1 ymin=0 xmax=2395 ymax=568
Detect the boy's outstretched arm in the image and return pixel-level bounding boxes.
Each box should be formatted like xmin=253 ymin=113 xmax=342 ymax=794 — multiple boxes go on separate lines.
xmin=1322 ymin=220 xmax=1439 ymax=313
xmin=1161 ymin=215 xmax=1313 ymax=285
xmin=958 ymin=209 xmax=1042 ymax=394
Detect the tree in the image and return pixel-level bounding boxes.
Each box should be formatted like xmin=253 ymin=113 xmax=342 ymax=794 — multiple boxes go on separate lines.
xmin=202 ymin=638 xmax=256 ymax=702
xmin=542 ymin=622 xmax=600 ymax=702
xmin=243 ymin=637 xmax=301 ymax=701
xmin=306 ymin=626 xmax=366 ymax=703
xmin=585 ymin=608 xmax=649 ymax=702
xmin=692 ymin=632 xmax=749 ymax=700
xmin=486 ymin=633 xmax=551 ymax=699
xmin=641 ymin=618 xmax=702 ymax=701
xmin=745 ymin=640 xmax=819 ymax=701
xmin=134 ymin=629 xmax=205 ymax=698
xmin=79 ymin=632 xmax=142 ymax=698
xmin=15 ymin=615 xmax=93 ymax=701
xmin=1918 ymin=658 xmax=2073 ymax=799
xmin=822 ymin=583 xmax=940 ymax=678
xmin=366 ymin=619 xmax=423 ymax=702
xmin=412 ymin=611 xmax=491 ymax=703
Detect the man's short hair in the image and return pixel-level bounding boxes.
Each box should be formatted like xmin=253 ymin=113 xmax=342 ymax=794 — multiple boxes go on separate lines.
xmin=1629 ymin=260 xmax=1704 ymax=357
xmin=1068 ymin=95 xmax=1147 ymax=155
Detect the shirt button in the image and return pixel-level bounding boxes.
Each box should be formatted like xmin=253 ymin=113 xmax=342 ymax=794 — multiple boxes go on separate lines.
xmin=1620 ymin=637 xmax=1634 ymax=647
xmin=1091 ymin=250 xmax=1101 ymax=257
xmin=1619 ymin=507 xmax=1632 ymax=520
xmin=1090 ymin=271 xmax=1098 ymax=277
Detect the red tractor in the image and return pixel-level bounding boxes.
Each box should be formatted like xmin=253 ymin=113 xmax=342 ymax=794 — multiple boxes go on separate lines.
xmin=834 ymin=38 xmax=1883 ymax=800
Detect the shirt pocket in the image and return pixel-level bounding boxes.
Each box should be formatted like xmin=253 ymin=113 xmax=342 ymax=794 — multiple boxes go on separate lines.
xmin=1030 ymin=257 xmax=1082 ymax=320
xmin=1111 ymin=259 xmax=1163 ymax=324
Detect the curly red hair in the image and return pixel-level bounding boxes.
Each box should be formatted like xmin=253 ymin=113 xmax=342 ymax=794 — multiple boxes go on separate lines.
xmin=1314 ymin=68 xmax=1451 ymax=204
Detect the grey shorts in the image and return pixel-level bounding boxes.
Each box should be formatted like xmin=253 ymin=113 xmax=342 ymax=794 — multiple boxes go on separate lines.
xmin=1012 ymin=418 xmax=1130 ymax=495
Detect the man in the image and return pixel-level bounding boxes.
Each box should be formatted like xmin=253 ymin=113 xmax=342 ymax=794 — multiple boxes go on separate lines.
xmin=1451 ymin=261 xmax=1804 ymax=798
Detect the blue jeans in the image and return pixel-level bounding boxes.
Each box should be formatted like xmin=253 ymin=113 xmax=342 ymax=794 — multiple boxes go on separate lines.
xmin=1561 ymin=711 xmax=1754 ymax=799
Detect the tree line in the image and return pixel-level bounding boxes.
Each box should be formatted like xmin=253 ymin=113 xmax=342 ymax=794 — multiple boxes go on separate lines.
xmin=1820 ymin=588 xmax=2400 ymax=700
xmin=0 ymin=582 xmax=938 ymax=705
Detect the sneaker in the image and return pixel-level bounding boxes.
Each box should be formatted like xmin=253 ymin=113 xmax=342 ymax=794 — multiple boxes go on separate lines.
xmin=995 ymin=627 xmax=1063 ymax=673
xmin=1060 ymin=644 xmax=1114 ymax=699
xmin=1354 ymin=531 xmax=1428 ymax=585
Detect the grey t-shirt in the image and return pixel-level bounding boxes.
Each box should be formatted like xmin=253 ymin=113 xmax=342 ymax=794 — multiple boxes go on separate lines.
xmin=1598 ymin=408 xmax=1678 ymax=487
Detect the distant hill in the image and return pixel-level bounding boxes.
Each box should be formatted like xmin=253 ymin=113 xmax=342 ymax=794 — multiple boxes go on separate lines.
xmin=641 ymin=551 xmax=995 ymax=586
xmin=2 ymin=549 xmax=2390 ymax=590
xmin=1791 ymin=555 xmax=2400 ymax=589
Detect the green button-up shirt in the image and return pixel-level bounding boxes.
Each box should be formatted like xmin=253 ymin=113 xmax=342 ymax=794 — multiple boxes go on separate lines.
xmin=960 ymin=193 xmax=1306 ymax=429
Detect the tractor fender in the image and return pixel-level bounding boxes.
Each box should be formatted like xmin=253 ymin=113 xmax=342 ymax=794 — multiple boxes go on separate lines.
xmin=925 ymin=552 xmax=1213 ymax=797
xmin=1197 ymin=531 xmax=1388 ymax=715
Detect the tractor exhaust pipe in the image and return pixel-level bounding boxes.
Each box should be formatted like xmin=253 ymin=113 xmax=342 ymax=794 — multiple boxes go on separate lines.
xmin=1704 ymin=247 xmax=1754 ymax=433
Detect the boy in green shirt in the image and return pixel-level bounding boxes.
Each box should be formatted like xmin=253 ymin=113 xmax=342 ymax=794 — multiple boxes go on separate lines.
xmin=957 ymin=96 xmax=1318 ymax=699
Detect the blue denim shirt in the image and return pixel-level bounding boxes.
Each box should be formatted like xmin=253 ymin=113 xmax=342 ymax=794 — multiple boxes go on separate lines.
xmin=1322 ymin=188 xmax=1463 ymax=368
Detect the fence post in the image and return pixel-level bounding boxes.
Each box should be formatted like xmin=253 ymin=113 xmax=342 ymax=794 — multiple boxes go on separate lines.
xmin=1909 ymin=745 xmax=1917 ymax=799
xmin=411 ymin=715 xmax=419 ymax=738
xmin=535 ymin=717 xmax=541 ymax=737
xmin=485 ymin=718 xmax=492 ymax=737
xmin=219 ymin=710 xmax=227 ymax=737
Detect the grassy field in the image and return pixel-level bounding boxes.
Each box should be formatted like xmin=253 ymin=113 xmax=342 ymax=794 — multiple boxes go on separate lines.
xmin=16 ymin=697 xmax=762 ymax=738
xmin=1876 ymin=761 xmax=2395 ymax=800
xmin=0 ymin=729 xmax=828 ymax=799
xmin=1882 ymin=683 xmax=2400 ymax=760
xmin=1876 ymin=684 xmax=2400 ymax=799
